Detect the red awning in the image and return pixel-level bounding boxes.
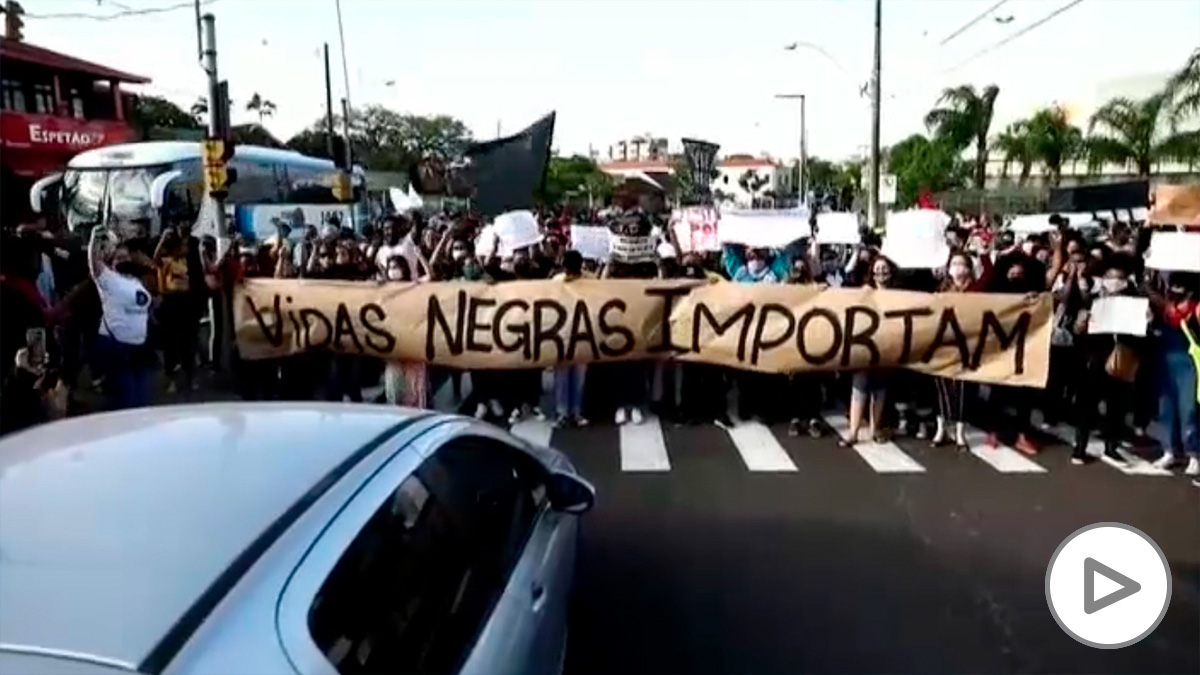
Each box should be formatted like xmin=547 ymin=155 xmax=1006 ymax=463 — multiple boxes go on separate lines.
xmin=0 ymin=37 xmax=150 ymax=84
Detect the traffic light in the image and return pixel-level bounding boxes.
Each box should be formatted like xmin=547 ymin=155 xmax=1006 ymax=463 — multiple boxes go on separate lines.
xmin=3 ymin=1 xmax=25 ymax=42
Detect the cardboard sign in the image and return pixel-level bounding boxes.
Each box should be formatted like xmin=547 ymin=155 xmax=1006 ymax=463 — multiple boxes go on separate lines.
xmin=883 ymin=209 xmax=951 ymax=269
xmin=610 ymin=234 xmax=656 ymax=263
xmin=1145 ymin=231 xmax=1200 ymax=272
xmin=235 ymin=279 xmax=1052 ymax=387
xmin=570 ymin=225 xmax=613 ymax=261
xmin=815 ymin=212 xmax=861 ymax=245
xmin=671 ymin=206 xmax=721 ymax=253
xmin=718 ymin=209 xmax=812 ymax=248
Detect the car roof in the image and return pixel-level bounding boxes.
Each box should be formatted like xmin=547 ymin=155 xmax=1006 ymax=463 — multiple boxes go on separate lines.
xmin=0 ymin=403 xmax=422 ymax=670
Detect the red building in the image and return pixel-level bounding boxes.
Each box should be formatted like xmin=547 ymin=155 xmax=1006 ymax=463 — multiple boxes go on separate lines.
xmin=1 ymin=36 xmax=148 ymax=226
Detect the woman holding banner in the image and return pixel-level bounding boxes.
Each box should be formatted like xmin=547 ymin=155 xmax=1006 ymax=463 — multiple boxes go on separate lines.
xmin=840 ymin=254 xmax=898 ymax=447
xmin=932 ymin=251 xmax=980 ymax=451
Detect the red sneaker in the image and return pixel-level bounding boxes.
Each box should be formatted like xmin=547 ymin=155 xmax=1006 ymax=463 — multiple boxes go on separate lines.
xmin=985 ymin=433 xmax=1000 ymax=449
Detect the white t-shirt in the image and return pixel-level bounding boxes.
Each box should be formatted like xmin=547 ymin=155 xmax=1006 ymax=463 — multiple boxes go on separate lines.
xmin=96 ymin=267 xmax=151 ymax=345
xmin=375 ymin=235 xmax=422 ymax=278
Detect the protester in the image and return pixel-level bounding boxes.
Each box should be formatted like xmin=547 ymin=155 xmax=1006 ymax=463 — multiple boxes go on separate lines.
xmin=841 ymin=254 xmax=896 ymax=446
xmin=552 ymin=251 xmax=589 ymax=426
xmin=1149 ymin=272 xmax=1200 ymax=474
xmin=89 ymin=226 xmax=154 ymax=411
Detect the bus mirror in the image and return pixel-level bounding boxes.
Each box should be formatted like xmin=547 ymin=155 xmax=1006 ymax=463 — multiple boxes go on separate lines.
xmin=150 ymin=170 xmax=185 ymax=211
xmin=29 ymin=173 xmax=63 ymax=214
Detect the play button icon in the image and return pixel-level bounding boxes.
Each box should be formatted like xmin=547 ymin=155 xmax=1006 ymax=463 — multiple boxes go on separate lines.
xmin=1084 ymin=557 xmax=1141 ymax=614
xmin=1047 ymin=523 xmax=1171 ymax=648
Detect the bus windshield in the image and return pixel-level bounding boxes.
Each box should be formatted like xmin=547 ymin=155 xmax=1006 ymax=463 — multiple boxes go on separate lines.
xmin=61 ymin=164 xmax=173 ymax=232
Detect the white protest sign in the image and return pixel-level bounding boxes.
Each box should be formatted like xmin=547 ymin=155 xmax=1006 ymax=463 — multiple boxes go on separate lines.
xmin=717 ymin=208 xmax=812 ymax=249
xmin=570 ymin=224 xmax=613 ymax=261
xmin=1088 ymin=296 xmax=1150 ymax=337
xmin=609 ymin=234 xmax=656 ymax=263
xmin=492 ymin=210 xmax=542 ymax=253
xmin=815 ymin=212 xmax=861 ymax=245
xmin=670 ymin=206 xmax=721 ymax=253
xmin=882 ymin=209 xmax=951 ymax=269
xmin=1145 ymin=231 xmax=1200 ymax=272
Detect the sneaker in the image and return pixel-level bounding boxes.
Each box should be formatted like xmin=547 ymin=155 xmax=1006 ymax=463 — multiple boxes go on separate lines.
xmin=984 ymin=433 xmax=1000 ymax=449
xmin=473 ymin=403 xmax=488 ymax=419
xmin=788 ymin=419 xmax=802 ymax=437
xmin=1070 ymin=454 xmax=1095 ymax=466
xmin=1152 ymin=453 xmax=1178 ymax=470
xmin=1186 ymin=458 xmax=1200 ymax=476
xmin=630 ymin=407 xmax=644 ymax=425
xmin=532 ymin=407 xmax=547 ymax=421
xmin=807 ymin=419 xmax=824 ymax=438
xmin=1015 ymin=435 xmax=1039 ymax=456
xmin=1192 ymin=479 xmax=1200 ymax=488
xmin=553 ymin=415 xmax=571 ymax=428
xmin=915 ymin=423 xmax=929 ymax=440
xmin=1103 ymin=446 xmax=1126 ymax=464
xmin=575 ymin=416 xmax=589 ymax=428
xmin=489 ymin=399 xmax=505 ymax=418
xmin=508 ymin=408 xmax=523 ymax=424
xmin=615 ymin=408 xmax=628 ymax=425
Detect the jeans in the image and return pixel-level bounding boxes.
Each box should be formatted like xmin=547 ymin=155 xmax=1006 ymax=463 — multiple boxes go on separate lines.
xmin=1159 ymin=350 xmax=1200 ymax=457
xmin=554 ymin=364 xmax=587 ymax=418
xmin=96 ymin=334 xmax=152 ymax=410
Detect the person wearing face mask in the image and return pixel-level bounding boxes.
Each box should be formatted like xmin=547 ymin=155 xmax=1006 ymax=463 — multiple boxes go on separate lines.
xmin=671 ymin=253 xmax=731 ymax=426
xmin=88 ymin=227 xmax=154 ymax=410
xmin=379 ymin=257 xmax=429 ymax=409
xmin=551 ymin=251 xmax=589 ymax=427
xmin=841 ymin=256 xmax=898 ymax=446
xmin=1147 ymin=272 xmax=1200 ymax=474
xmin=1069 ymin=255 xmax=1144 ymax=466
xmin=930 ymin=252 xmax=981 ymax=451
xmin=723 ymin=243 xmax=793 ymax=423
xmin=1042 ymin=246 xmax=1092 ymax=428
xmin=982 ymin=254 xmax=1045 ymax=455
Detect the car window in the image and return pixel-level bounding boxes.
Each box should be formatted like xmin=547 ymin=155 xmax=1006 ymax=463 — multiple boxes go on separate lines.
xmin=307 ymin=437 xmax=547 ymax=675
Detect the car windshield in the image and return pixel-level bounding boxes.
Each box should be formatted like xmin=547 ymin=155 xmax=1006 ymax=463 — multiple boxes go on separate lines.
xmin=61 ymin=165 xmax=173 ymax=232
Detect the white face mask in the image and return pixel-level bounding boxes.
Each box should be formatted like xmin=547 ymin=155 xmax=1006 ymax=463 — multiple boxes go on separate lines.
xmin=747 ymin=259 xmax=766 ymax=274
xmin=451 ymin=249 xmax=467 ymax=261
xmin=948 ymin=263 xmax=971 ymax=281
xmin=1021 ymin=241 xmax=1036 ymax=255
xmin=386 ymin=268 xmax=405 ymax=281
xmin=1101 ymin=278 xmax=1128 ymax=294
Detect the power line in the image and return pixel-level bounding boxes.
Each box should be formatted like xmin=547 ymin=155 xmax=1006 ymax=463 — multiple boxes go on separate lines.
xmin=942 ymin=0 xmax=1086 ymax=75
xmin=26 ymin=0 xmax=216 ymax=21
xmin=939 ymin=0 xmax=1010 ymax=46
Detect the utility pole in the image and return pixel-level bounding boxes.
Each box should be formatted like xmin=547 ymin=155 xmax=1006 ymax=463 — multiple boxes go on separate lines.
xmin=201 ymin=13 xmax=227 ymax=236
xmin=774 ymin=93 xmax=807 ymax=206
xmin=200 ymin=12 xmax=233 ymax=372
xmin=323 ymin=43 xmax=336 ymax=162
xmin=867 ymin=0 xmax=883 ymax=231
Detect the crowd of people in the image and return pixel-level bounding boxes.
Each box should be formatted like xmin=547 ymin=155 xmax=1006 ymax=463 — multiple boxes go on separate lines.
xmin=2 ymin=206 xmax=1198 ymax=485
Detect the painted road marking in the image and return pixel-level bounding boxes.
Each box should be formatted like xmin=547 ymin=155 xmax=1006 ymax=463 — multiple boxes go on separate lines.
xmin=510 ymin=418 xmax=554 ymax=449
xmin=726 ymin=421 xmax=799 ymax=472
xmin=824 ymin=414 xmax=926 ymax=474
xmin=620 ymin=415 xmax=671 ymax=472
xmin=963 ymin=427 xmax=1048 ymax=473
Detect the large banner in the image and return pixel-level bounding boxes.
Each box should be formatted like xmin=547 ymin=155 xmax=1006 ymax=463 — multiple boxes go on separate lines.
xmin=235 ymin=279 xmax=1052 ymax=387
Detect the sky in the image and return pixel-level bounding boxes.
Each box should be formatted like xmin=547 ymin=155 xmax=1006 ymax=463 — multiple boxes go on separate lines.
xmin=24 ymin=0 xmax=1200 ymax=162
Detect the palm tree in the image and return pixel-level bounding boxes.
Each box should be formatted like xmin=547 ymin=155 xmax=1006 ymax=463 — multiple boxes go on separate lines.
xmin=992 ymin=120 xmax=1034 ymax=185
xmin=189 ymin=97 xmax=208 ymax=125
xmin=1086 ymin=93 xmax=1191 ymax=176
xmin=1026 ymin=106 xmax=1082 ymax=187
xmin=1164 ymin=47 xmax=1200 ymax=127
xmin=245 ymin=92 xmax=277 ymax=123
xmin=924 ymin=84 xmax=1000 ymax=189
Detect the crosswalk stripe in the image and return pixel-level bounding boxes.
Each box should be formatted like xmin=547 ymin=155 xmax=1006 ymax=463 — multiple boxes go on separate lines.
xmin=823 ymin=414 xmax=926 ymax=474
xmin=726 ymin=422 xmax=799 ymax=472
xmin=963 ymin=427 xmax=1047 ymax=474
xmin=620 ymin=415 xmax=671 ymax=472
xmin=510 ymin=418 xmax=555 ymax=448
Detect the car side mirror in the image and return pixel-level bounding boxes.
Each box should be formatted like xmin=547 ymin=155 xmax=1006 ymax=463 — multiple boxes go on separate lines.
xmin=546 ymin=471 xmax=595 ymax=515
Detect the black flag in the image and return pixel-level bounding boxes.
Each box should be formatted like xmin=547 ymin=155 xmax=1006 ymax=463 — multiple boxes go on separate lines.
xmin=682 ymin=138 xmax=720 ymax=205
xmin=461 ymin=112 xmax=556 ymax=216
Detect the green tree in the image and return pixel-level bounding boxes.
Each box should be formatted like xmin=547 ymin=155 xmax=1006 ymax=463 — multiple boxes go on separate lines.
xmin=924 ymin=84 xmax=1000 ymax=189
xmin=245 ymin=92 xmax=277 ymax=124
xmin=231 ymin=123 xmax=284 ymax=148
xmin=1086 ymin=93 xmax=1193 ymax=176
xmin=1165 ymin=47 xmax=1200 ymax=127
xmin=886 ymin=134 xmax=966 ymax=207
xmin=737 ymin=169 xmax=770 ymax=202
xmin=541 ymin=154 xmax=614 ymax=206
xmin=132 ymin=95 xmax=200 ymax=131
xmin=805 ymin=157 xmax=837 ymax=192
xmin=992 ymin=120 xmax=1035 ymax=185
xmin=189 ymin=97 xmax=208 ymax=125
xmin=1025 ymin=106 xmax=1082 ymax=187
xmin=288 ymin=106 xmax=473 ymax=172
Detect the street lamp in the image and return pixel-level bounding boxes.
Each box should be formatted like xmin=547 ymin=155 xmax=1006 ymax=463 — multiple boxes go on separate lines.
xmin=774 ymin=94 xmax=806 ymax=206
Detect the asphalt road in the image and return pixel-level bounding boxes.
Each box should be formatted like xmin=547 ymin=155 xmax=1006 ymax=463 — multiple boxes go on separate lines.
xmin=547 ymin=419 xmax=1200 ymax=675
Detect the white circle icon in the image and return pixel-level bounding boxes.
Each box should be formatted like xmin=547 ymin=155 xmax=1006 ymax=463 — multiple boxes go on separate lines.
xmin=1046 ymin=522 xmax=1172 ymax=649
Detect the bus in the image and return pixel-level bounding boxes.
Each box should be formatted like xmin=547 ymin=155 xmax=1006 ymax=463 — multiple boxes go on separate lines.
xmin=30 ymin=140 xmax=362 ymax=236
